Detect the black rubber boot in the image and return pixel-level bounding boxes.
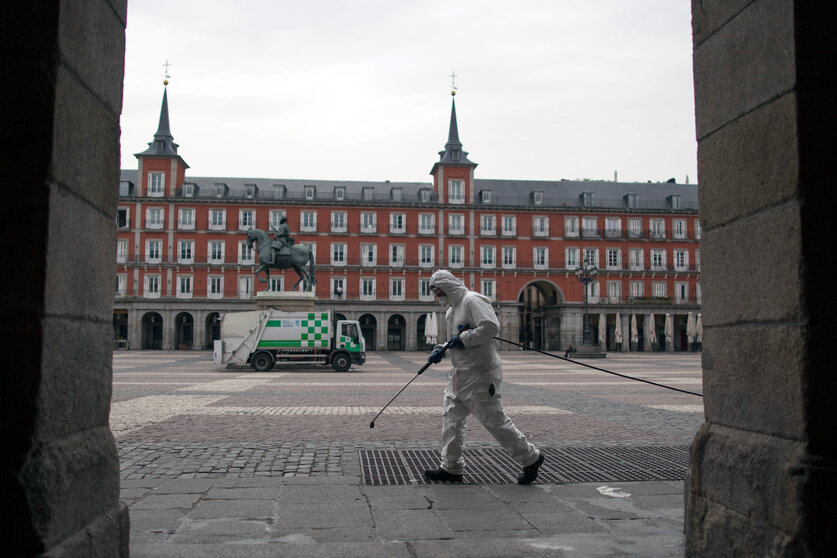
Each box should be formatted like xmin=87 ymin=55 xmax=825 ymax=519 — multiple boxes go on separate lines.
xmin=424 ymin=468 xmax=463 ymax=482
xmin=517 ymin=453 xmax=544 ymax=485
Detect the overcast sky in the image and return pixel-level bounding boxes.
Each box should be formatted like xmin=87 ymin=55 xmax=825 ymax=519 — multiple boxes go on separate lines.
xmin=121 ymin=1 xmax=697 ymax=185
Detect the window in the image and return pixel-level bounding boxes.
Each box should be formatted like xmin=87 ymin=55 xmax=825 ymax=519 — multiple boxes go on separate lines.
xmin=178 ymin=240 xmax=194 ymax=264
xmin=586 ymin=280 xmax=600 ymax=301
xmin=145 ymin=240 xmax=162 ymax=263
xmin=208 ymin=241 xmax=225 ymax=264
xmin=361 ymin=244 xmax=376 ymax=266
xmin=116 ymin=239 xmax=127 ymax=263
xmin=115 ymin=274 xmax=126 ymax=295
xmin=301 ymin=211 xmax=317 ymax=232
xmin=208 ymin=276 xmax=223 ymax=298
xmin=628 ymin=218 xmax=642 ymax=238
xmin=629 ymin=248 xmax=644 ymax=271
xmin=669 ymin=195 xmax=681 ymax=209
xmin=362 ymin=187 xmax=374 ymax=201
xmin=650 ymin=219 xmax=665 ymax=239
xmin=534 ymin=247 xmax=548 ymax=269
xmin=146 ymin=207 xmax=163 ymax=229
xmin=532 ymin=191 xmax=543 ymax=205
xmin=448 ymin=214 xmax=464 ymax=235
xmin=674 ymin=249 xmax=689 ymax=271
xmin=331 ymin=243 xmax=346 ymax=266
xmin=419 ymin=244 xmax=434 ymax=267
xmin=361 ymin=212 xmax=376 ymax=233
xmin=119 ymin=181 xmax=132 ymax=197
xmin=209 ymin=209 xmax=226 ymax=230
xmin=625 ymin=193 xmax=638 ymax=208
xmin=532 ymin=216 xmax=549 ymax=237
xmin=651 ymin=249 xmax=667 ymax=270
xmin=449 ymin=245 xmax=464 ymax=268
xmin=502 ymin=247 xmax=516 ymax=268
xmin=391 ymin=188 xmax=402 ymax=201
xmin=239 ymin=276 xmax=252 ymax=299
xmin=390 ymin=278 xmax=404 ymax=300
xmin=581 ymin=192 xmax=593 ymax=207
xmin=480 ymin=214 xmax=496 ymax=235
xmin=177 ymin=275 xmax=193 ymax=298
xmin=245 ymin=184 xmax=257 ymax=198
xmin=144 ymin=274 xmax=160 ymax=298
xmin=269 ymin=210 xmax=285 ymax=232
xmin=565 ymin=247 xmax=580 ymax=270
xmin=273 ymin=184 xmax=285 ymax=199
xmin=419 ymin=213 xmax=435 ymax=234
xmin=389 ymin=244 xmax=404 ymax=267
xmin=238 ymin=241 xmax=254 ymax=264
xmin=148 ymin=172 xmax=164 ymax=196
xmin=583 ymin=248 xmax=599 ymax=267
xmin=606 ymin=248 xmax=621 ymax=270
xmin=605 ymin=217 xmax=621 ymax=238
xmin=239 ymin=209 xmax=255 ymax=230
xmin=673 ymin=219 xmax=686 ymax=239
xmin=390 ymin=213 xmax=405 ymax=233
xmin=304 ymin=185 xmax=316 ymax=200
xmin=270 ymin=277 xmax=284 ymax=292
xmin=694 ymin=219 xmax=702 ymax=240
xmin=652 ymin=281 xmax=667 ymax=298
xmin=331 ymin=211 xmax=347 ymax=233
xmin=117 ymin=208 xmax=130 ymax=229
xmin=480 ymin=190 xmax=491 ymax=204
xmin=630 ymin=281 xmax=644 ymax=298
xmin=675 ymin=282 xmax=689 ymax=303
xmin=419 ymin=279 xmax=432 ymax=301
xmin=419 ymin=189 xmax=432 ymax=202
xmin=334 ymin=186 xmax=345 ymax=201
xmin=480 ymin=245 xmax=496 ymax=268
xmin=449 ymin=180 xmax=464 ymax=203
xmin=361 ymin=277 xmax=375 ymax=300
xmin=564 ymin=216 xmax=579 ymax=237
xmin=215 ymin=183 xmax=227 ymax=198
xmin=607 ymin=280 xmax=621 ymax=303
xmin=582 ymin=217 xmax=598 ymax=237
xmin=501 ymin=215 xmax=516 ymax=236
xmin=178 ymin=208 xmax=195 ymax=230
xmin=331 ymin=277 xmax=344 ymax=300
xmin=480 ymin=279 xmax=496 ymax=300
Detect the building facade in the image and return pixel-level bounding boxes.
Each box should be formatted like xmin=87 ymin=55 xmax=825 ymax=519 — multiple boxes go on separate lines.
xmin=115 ymin=89 xmax=701 ymax=352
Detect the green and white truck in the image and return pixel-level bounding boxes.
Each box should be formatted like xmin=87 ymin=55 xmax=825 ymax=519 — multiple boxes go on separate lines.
xmin=213 ymin=309 xmax=365 ymax=372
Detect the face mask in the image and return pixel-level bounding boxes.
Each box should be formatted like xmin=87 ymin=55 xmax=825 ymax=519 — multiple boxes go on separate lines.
xmin=437 ymin=295 xmax=450 ymax=307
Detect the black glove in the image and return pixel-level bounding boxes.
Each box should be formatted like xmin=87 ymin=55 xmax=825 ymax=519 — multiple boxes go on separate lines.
xmin=449 ymin=335 xmax=465 ymax=350
xmin=427 ymin=345 xmax=445 ymax=364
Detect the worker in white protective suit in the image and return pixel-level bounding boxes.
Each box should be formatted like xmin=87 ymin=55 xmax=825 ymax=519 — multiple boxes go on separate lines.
xmin=424 ymin=270 xmax=544 ymax=484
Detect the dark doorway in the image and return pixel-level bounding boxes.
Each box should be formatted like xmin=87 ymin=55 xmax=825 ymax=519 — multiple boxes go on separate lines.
xmin=113 ymin=310 xmax=128 ymax=349
xmin=387 ymin=314 xmax=405 ymax=351
xmin=142 ymin=312 xmax=163 ymax=350
xmin=359 ymin=313 xmax=376 ymax=351
xmin=205 ymin=312 xmax=221 ymax=349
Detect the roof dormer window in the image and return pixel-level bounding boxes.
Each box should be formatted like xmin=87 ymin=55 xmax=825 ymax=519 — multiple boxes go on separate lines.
xmin=215 ymin=183 xmax=228 ymax=198
xmin=532 ymin=191 xmax=543 ymax=205
xmin=668 ymin=194 xmax=681 ymax=209
xmin=334 ymin=186 xmax=345 ymax=201
xmin=452 ymin=150 xmax=459 ymax=161
xmin=182 ymin=183 xmax=195 ymax=197
xmin=581 ymin=192 xmax=594 ymax=207
xmin=245 ymin=184 xmax=257 ymax=199
xmin=480 ymin=190 xmax=492 ymax=204
xmin=624 ymin=193 xmax=638 ymax=208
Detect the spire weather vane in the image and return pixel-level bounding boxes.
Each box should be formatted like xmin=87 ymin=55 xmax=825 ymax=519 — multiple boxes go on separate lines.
xmin=162 ymin=60 xmax=171 ymax=85
xmin=449 ymin=70 xmax=457 ymax=96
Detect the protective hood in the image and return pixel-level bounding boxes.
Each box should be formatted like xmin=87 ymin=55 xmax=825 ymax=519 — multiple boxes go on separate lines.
xmin=429 ymin=270 xmax=469 ymax=307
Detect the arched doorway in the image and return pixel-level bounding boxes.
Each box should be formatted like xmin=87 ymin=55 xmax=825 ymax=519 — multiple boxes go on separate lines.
xmin=416 ymin=313 xmax=436 ymax=352
xmin=387 ymin=314 xmax=405 ymax=351
xmin=113 ymin=309 xmax=128 ymax=349
xmin=518 ymin=280 xmax=564 ymax=351
xmin=142 ymin=312 xmax=163 ymax=350
xmin=359 ymin=313 xmax=376 ymax=351
xmin=335 ymin=312 xmax=347 ymax=321
xmin=205 ymin=312 xmax=221 ymax=349
xmin=175 ymin=312 xmax=194 ymax=350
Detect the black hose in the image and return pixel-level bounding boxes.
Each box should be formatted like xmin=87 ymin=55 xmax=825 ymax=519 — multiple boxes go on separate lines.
xmin=494 ymin=336 xmax=703 ymax=398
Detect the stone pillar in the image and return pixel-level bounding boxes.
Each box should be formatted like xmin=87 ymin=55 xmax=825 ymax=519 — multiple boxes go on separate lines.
xmin=405 ymin=313 xmax=416 ymax=352
xmin=643 ymin=313 xmax=654 ymax=352
xmin=686 ymin=2 xmax=837 ymax=555
xmin=621 ymin=313 xmax=630 ymax=352
xmin=128 ymin=309 xmax=142 ymax=350
xmin=0 ymin=2 xmax=130 ymax=554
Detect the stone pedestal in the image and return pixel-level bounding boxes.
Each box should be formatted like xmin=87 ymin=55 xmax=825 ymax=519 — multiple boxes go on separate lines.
xmin=573 ymin=344 xmax=606 ymax=359
xmin=255 ymin=290 xmax=315 ymax=312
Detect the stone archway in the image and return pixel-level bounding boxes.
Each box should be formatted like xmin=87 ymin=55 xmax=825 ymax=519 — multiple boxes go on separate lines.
xmin=141 ymin=312 xmax=164 ymax=350
xmin=204 ymin=312 xmax=221 ymax=349
xmin=358 ymin=313 xmax=377 ymax=351
xmin=175 ymin=312 xmax=194 ymax=350
xmin=386 ymin=314 xmax=406 ymax=351
xmin=517 ymin=280 xmax=564 ymax=351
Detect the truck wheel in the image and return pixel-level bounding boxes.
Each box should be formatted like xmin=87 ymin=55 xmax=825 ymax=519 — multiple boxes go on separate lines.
xmin=331 ymin=352 xmax=351 ymax=372
xmin=251 ymin=351 xmax=275 ymax=372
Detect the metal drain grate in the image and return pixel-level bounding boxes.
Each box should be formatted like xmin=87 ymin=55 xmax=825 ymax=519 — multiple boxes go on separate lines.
xmin=360 ymin=445 xmax=690 ymax=485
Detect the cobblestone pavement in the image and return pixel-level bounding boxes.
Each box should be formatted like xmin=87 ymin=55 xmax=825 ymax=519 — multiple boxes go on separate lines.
xmin=113 ymin=351 xmax=703 ymax=479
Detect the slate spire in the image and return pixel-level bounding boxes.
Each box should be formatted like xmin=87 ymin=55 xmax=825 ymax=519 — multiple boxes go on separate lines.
xmin=136 ymin=86 xmax=182 ymax=158
xmin=435 ymin=93 xmax=475 ymax=166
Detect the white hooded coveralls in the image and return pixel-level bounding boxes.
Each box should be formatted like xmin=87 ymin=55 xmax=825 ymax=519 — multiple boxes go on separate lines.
xmin=429 ymin=270 xmax=540 ymax=475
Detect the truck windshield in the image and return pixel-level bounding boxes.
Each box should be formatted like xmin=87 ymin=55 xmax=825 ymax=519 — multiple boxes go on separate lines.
xmin=342 ymin=323 xmax=359 ymax=343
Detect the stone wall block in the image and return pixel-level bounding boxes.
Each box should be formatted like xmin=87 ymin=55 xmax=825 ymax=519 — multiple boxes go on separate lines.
xmin=38 ymin=318 xmax=113 ymax=440
xmin=690 ymin=0 xmax=752 ymax=46
xmin=51 ymin=64 xmax=121 ymax=214
xmin=701 ymin=324 xmax=805 ymax=437
xmin=698 ymin=92 xmax=799 ymax=228
xmin=693 ymin=0 xmax=795 ymax=140
xmin=44 ymin=187 xmax=117 ymax=319
xmin=21 ymin=427 xmax=120 ymax=549
xmin=700 ymin=204 xmax=802 ymax=326
xmin=44 ymin=502 xmax=129 ymax=558
xmin=58 ymin=0 xmax=125 ymax=118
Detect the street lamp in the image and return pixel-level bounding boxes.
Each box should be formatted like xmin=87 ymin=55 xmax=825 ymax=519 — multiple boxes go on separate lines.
xmin=575 ymin=258 xmax=599 ymax=346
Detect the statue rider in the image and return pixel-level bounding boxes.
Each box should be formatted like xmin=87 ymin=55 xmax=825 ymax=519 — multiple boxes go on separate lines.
xmin=270 ymin=216 xmax=295 ymax=265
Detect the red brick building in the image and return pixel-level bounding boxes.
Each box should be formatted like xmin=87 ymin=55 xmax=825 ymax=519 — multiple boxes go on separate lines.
xmin=115 ymin=88 xmax=701 ymax=352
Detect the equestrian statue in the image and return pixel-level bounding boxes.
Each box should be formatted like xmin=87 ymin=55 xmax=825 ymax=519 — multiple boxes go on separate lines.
xmin=246 ymin=219 xmax=316 ymax=292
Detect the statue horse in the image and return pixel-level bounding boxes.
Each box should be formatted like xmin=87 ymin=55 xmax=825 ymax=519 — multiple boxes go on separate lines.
xmin=246 ymin=228 xmax=316 ymax=292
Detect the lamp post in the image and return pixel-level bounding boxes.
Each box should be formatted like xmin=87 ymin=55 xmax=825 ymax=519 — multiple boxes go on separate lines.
xmin=575 ymin=258 xmax=599 ymax=346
